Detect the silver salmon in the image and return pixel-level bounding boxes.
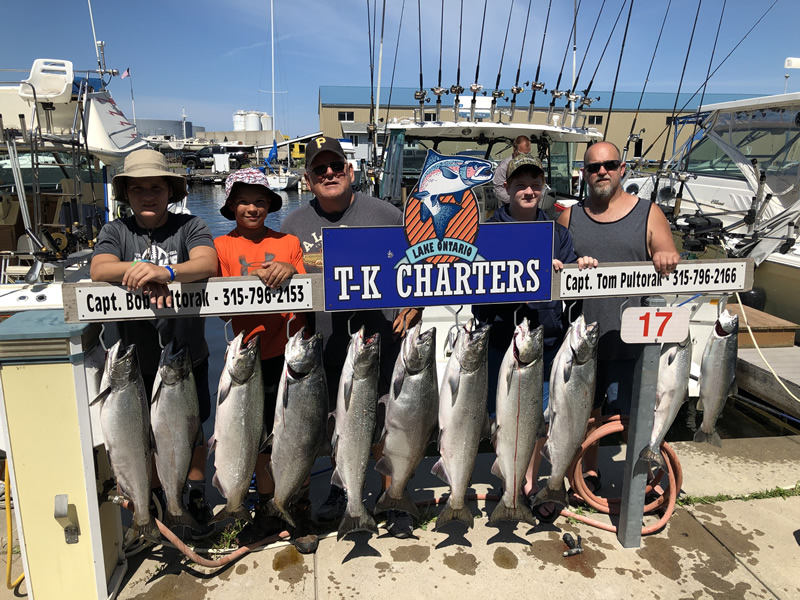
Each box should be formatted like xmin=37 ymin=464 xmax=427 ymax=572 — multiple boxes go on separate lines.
xmin=210 ymin=332 xmax=264 ymax=524
xmin=268 ymin=329 xmax=330 ymax=527
xmin=151 ymin=342 xmax=202 ymax=531
xmin=332 ymin=328 xmax=381 ymax=539
xmin=375 ymin=325 xmax=438 ymax=521
xmin=695 ymin=310 xmax=738 ymax=447
xmin=640 ymin=334 xmax=692 ymax=470
xmin=532 ymin=314 xmax=598 ymax=513
xmin=489 ymin=319 xmax=543 ymax=525
xmin=433 ymin=318 xmax=491 ymax=529
xmin=98 ymin=341 xmax=159 ymax=543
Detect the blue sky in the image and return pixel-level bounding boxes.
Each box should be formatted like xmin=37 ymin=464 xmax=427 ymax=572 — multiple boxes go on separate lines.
xmin=3 ymin=0 xmax=796 ymax=138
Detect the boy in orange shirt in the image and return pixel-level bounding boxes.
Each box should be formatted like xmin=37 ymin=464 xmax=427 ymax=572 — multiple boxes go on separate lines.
xmin=214 ymin=168 xmax=306 ymax=544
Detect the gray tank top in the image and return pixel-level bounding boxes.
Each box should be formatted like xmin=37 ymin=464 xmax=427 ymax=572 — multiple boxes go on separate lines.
xmin=568 ymin=197 xmax=650 ymax=359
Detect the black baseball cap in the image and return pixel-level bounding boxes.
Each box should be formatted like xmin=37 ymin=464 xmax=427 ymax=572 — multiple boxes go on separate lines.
xmin=305 ymin=136 xmax=347 ymax=167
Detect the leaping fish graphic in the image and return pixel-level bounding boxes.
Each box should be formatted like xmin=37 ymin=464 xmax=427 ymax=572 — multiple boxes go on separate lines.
xmin=412 ymin=151 xmax=493 ymax=241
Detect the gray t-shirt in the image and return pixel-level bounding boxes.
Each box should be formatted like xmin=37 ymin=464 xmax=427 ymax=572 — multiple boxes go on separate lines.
xmin=93 ymin=213 xmax=215 ymax=378
xmin=281 ymin=192 xmax=403 ymax=394
xmin=492 ymin=155 xmax=512 ymax=205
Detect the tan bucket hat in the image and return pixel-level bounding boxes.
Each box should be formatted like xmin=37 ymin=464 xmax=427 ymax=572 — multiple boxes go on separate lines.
xmin=112 ymin=149 xmax=187 ymax=203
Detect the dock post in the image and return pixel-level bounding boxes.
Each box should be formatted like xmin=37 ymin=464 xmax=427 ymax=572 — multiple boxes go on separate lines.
xmin=617 ymin=295 xmax=664 ymax=548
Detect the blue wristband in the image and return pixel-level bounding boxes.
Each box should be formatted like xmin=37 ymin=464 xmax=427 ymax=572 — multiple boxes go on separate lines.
xmin=164 ymin=265 xmax=175 ymax=282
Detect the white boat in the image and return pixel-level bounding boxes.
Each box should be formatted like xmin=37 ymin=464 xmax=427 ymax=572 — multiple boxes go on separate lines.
xmin=625 ymin=92 xmax=800 ymax=339
xmin=0 ymin=57 xmax=146 ymax=308
xmin=265 ymin=167 xmax=300 ymax=191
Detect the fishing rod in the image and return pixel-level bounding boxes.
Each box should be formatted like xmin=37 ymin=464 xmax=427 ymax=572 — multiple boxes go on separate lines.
xmin=622 ymin=0 xmax=672 ymax=166
xmin=527 ymin=0 xmax=552 ymax=122
xmin=373 ymin=0 xmax=388 ymax=174
xmin=378 ymin=0 xmax=406 ymax=184
xmin=546 ymin=0 xmax=579 ymax=125
xmin=576 ymin=0 xmax=627 ymax=122
xmin=414 ymin=0 xmax=427 ymax=116
xmin=366 ymin=0 xmax=377 ymax=173
xmin=602 ymin=0 xmax=635 ymax=140
xmin=450 ymin=0 xmax=464 ymax=118
xmin=671 ymin=0 xmax=726 ymax=220
xmin=469 ymin=0 xmax=489 ymax=122
xmin=651 ymin=0 xmax=703 ymax=204
xmin=431 ymin=0 xmax=447 ymax=122
xmin=508 ymin=0 xmax=532 ymax=119
xmin=563 ymin=0 xmax=604 ymax=123
xmin=489 ymin=0 xmax=515 ymax=122
xmin=636 ymin=0 xmax=779 ymax=167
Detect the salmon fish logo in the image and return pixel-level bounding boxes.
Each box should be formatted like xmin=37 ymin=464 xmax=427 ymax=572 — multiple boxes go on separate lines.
xmin=401 ymin=150 xmax=493 ymax=265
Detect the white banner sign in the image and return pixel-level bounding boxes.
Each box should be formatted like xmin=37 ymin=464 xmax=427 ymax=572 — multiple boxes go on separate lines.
xmin=73 ymin=278 xmax=313 ymax=322
xmin=620 ymin=307 xmax=691 ymax=344
xmin=559 ymin=260 xmax=749 ymax=299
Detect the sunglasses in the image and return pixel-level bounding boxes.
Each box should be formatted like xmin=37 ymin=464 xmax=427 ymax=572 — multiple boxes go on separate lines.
xmin=311 ymin=161 xmax=347 ymax=177
xmin=584 ymin=159 xmax=622 ymax=174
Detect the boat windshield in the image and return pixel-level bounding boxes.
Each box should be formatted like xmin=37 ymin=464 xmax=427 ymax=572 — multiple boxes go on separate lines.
xmin=685 ymin=106 xmax=800 ymax=194
xmin=0 ymin=150 xmax=95 ymax=191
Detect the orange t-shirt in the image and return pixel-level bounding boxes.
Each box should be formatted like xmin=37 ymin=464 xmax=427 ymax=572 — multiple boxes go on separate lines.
xmin=214 ymin=228 xmax=307 ymax=360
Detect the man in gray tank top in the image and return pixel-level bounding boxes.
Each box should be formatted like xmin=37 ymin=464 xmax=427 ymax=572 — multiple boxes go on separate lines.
xmin=556 ymin=141 xmax=679 ymax=489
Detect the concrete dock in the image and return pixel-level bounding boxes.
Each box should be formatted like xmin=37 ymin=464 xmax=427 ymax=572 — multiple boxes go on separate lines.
xmin=4 ymin=435 xmax=797 ymax=600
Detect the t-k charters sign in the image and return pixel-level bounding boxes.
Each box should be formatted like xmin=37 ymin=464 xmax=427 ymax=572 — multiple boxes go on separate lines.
xmin=323 ymin=151 xmax=554 ymax=310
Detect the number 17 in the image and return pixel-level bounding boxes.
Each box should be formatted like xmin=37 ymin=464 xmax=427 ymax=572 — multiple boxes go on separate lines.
xmin=639 ymin=311 xmax=672 ymax=337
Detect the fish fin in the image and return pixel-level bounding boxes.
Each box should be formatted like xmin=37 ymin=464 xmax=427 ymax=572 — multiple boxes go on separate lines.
xmin=435 ymin=503 xmax=474 ymax=529
xmin=211 ymin=472 xmax=226 ymax=499
xmin=419 ymin=198 xmax=432 ymax=224
xmin=665 ymin=345 xmax=679 ymax=366
xmin=431 ymin=201 xmax=462 ymax=241
xmin=490 ymin=458 xmax=503 ymax=480
xmin=338 ymin=508 xmax=378 ymax=541
xmin=420 ymin=149 xmax=444 ymax=173
xmin=541 ymin=440 xmax=552 ymax=465
xmin=217 ymin=378 xmax=231 ymax=405
xmin=531 ymin=485 xmax=569 ymax=513
xmin=151 ymin=372 xmax=163 ymax=404
xmin=193 ymin=426 xmax=205 ymax=449
xmin=729 ymin=380 xmax=738 ymax=398
xmin=440 ymin=167 xmax=459 ymax=180
xmin=266 ymin=498 xmax=295 ymax=528
xmin=562 ymin=357 xmax=573 ymax=383
xmin=343 ymin=376 xmax=353 ymax=412
xmin=331 ymin=430 xmax=339 ymax=458
xmin=489 ymin=498 xmax=537 ymax=526
xmin=391 ymin=369 xmax=405 ymax=401
xmin=375 ymin=456 xmax=393 ymax=477
xmin=259 ymin=429 xmax=272 ymax=453
xmin=696 ymin=396 xmax=704 ymax=411
xmin=693 ymin=429 xmax=722 ymax=447
xmin=446 ymin=371 xmax=460 ymax=406
xmin=330 ymin=468 xmax=344 ymax=489
xmin=431 ymin=458 xmax=450 ymax=485
xmin=88 ymin=386 xmax=111 ymax=407
xmin=374 ymin=490 xmax=419 ymax=519
xmin=209 ymin=504 xmax=252 ymax=525
xmin=638 ymin=446 xmax=668 ymax=472
xmin=490 ymin=420 xmax=498 ymax=447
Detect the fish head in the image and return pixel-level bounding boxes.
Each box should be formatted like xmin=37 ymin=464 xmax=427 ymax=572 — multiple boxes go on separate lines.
xmin=158 ymin=342 xmax=192 ymax=385
xmin=513 ymin=319 xmax=544 ymax=366
xmin=457 ymin=318 xmax=491 ymax=372
xmin=105 ymin=341 xmax=141 ymax=387
xmin=227 ymin=332 xmax=260 ymax=384
xmin=285 ymin=327 xmax=323 ymax=377
xmin=570 ymin=315 xmax=599 ymax=364
xmin=403 ymin=324 xmax=436 ymax=373
xmin=715 ymin=310 xmax=739 ymax=337
xmin=458 ymin=158 xmax=494 ymax=186
xmin=352 ymin=328 xmax=381 ymax=379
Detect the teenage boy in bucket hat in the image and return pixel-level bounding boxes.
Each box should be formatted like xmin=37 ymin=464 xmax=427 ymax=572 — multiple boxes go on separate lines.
xmin=473 ymin=153 xmax=597 ymax=523
xmin=213 ymin=168 xmax=307 ymax=546
xmin=281 ymin=136 xmax=423 ymax=540
xmin=91 ymin=148 xmax=219 ymax=540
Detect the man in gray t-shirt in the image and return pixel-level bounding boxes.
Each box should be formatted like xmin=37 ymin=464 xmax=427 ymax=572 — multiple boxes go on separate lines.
xmin=281 ymin=136 xmax=422 ymax=539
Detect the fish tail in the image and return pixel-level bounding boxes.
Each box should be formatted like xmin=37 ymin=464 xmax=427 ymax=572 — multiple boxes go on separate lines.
xmin=488 ymin=497 xmax=537 ymax=526
xmin=337 ymin=505 xmax=378 ymax=540
xmin=435 ymin=501 xmax=474 ymax=530
xmin=209 ymin=504 xmax=253 ymax=525
xmin=531 ymin=484 xmax=569 ymax=512
xmin=639 ymin=446 xmax=668 ymax=472
xmin=693 ymin=428 xmax=722 ymax=447
xmin=266 ymin=498 xmax=296 ymax=528
xmin=162 ymin=509 xmax=201 ymax=532
xmin=373 ymin=490 xmax=419 ymax=519
xmin=125 ymin=516 xmax=161 ymax=545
